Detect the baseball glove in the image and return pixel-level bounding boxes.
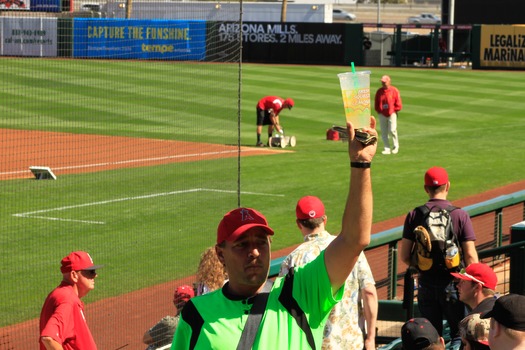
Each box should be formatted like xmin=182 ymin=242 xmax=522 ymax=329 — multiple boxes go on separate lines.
xmin=414 ymin=226 xmax=433 ymax=271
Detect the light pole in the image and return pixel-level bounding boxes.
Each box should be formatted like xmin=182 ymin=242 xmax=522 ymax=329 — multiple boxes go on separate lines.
xmin=447 ymin=0 xmax=455 ymax=67
xmin=377 ymin=0 xmax=381 ymax=25
xmin=281 ymin=0 xmax=287 ymax=22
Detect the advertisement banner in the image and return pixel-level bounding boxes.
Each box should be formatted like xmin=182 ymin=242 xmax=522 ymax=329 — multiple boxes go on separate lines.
xmin=30 ymin=0 xmax=60 ymax=12
xmin=480 ymin=25 xmax=525 ymax=68
xmin=1 ymin=17 xmax=57 ymax=56
xmin=0 ymin=0 xmax=29 ymax=10
xmin=73 ymin=19 xmax=206 ymax=60
xmin=216 ymin=22 xmax=357 ymax=65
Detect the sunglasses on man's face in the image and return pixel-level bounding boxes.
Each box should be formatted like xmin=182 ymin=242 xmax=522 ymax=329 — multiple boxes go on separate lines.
xmin=79 ymin=270 xmax=97 ymax=278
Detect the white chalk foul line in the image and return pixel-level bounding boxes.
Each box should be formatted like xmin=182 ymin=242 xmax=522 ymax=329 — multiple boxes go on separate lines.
xmin=1 ymin=148 xmax=275 ymax=176
xmin=12 ymin=188 xmax=284 ymax=224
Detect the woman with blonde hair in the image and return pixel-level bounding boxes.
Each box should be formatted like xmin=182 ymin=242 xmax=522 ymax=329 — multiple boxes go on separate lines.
xmin=195 ymin=246 xmax=227 ymax=296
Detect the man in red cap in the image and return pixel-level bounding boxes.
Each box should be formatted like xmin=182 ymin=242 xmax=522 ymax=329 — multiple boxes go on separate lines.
xmin=279 ymin=195 xmax=378 ymax=350
xmin=374 ymin=75 xmax=402 ymax=155
xmin=143 ymin=285 xmax=194 ymax=349
xmin=399 ymin=166 xmax=478 ymax=347
xmin=39 ymin=251 xmax=103 ymax=350
xmin=255 ymin=96 xmax=294 ymax=147
xmin=451 ymin=263 xmax=498 ymax=315
xmin=172 ymin=118 xmax=378 ymax=349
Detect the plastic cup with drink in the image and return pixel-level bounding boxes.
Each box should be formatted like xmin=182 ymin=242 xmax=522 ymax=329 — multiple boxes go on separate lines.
xmin=337 ymin=68 xmax=376 ymax=145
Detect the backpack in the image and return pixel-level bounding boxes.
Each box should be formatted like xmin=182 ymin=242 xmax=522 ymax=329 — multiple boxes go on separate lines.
xmin=326 ymin=128 xmax=340 ymax=141
xmin=412 ymin=204 xmax=462 ymax=273
xmin=326 ymin=125 xmax=348 ymax=141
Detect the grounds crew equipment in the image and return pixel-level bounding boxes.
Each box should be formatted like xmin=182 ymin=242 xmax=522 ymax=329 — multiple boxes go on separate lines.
xmin=269 ymin=133 xmax=296 ymax=148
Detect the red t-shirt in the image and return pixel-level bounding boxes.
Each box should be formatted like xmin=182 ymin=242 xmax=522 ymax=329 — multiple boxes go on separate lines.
xmin=257 ymin=96 xmax=285 ymax=115
xmin=39 ymin=281 xmax=97 ymax=350
xmin=374 ymin=86 xmax=402 ymax=117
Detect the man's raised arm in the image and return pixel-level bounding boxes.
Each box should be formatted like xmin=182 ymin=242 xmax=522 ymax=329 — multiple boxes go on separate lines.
xmin=324 ymin=117 xmax=377 ymax=292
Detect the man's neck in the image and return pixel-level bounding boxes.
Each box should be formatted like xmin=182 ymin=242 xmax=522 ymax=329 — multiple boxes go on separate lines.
xmin=224 ymin=281 xmax=267 ymax=300
xmin=471 ymin=295 xmax=492 ymax=310
xmin=430 ymin=193 xmax=447 ymax=200
xmin=301 ymin=225 xmax=325 ymax=239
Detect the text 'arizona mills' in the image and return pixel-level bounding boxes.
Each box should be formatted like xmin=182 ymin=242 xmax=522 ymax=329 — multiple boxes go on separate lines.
xmin=218 ymin=23 xmax=342 ymax=44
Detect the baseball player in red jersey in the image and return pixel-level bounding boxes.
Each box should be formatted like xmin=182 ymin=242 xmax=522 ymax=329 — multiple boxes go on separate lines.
xmin=256 ymin=96 xmax=294 ymax=147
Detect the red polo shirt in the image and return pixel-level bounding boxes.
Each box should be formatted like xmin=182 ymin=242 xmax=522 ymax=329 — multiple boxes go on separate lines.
xmin=39 ymin=281 xmax=97 ymax=350
xmin=374 ymin=86 xmax=402 ymax=117
xmin=257 ymin=96 xmax=285 ymax=115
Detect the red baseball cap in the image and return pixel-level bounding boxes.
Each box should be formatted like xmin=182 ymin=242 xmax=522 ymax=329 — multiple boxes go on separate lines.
xmin=60 ymin=251 xmax=103 ymax=274
xmin=284 ymin=98 xmax=294 ymax=109
xmin=217 ymin=208 xmax=274 ymax=244
xmin=424 ymin=166 xmax=449 ymax=186
xmin=174 ymin=285 xmax=195 ymax=304
xmin=381 ymin=75 xmax=391 ymax=83
xmin=450 ymin=263 xmax=497 ymax=290
xmin=296 ymin=196 xmax=325 ymax=220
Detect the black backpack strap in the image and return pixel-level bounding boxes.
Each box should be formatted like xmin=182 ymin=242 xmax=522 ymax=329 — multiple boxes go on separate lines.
xmin=410 ymin=205 xmax=430 ymax=255
xmin=413 ymin=205 xmax=430 ymax=232
xmin=179 ymin=300 xmax=204 ymax=350
xmin=236 ymin=280 xmax=274 ymax=350
xmin=443 ymin=205 xmax=458 ymax=240
xmin=415 ymin=204 xmax=430 ymax=216
xmin=278 ymin=268 xmax=316 ymax=350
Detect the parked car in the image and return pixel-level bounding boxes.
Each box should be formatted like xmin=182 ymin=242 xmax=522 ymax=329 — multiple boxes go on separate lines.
xmin=80 ymin=3 xmax=101 ymax=11
xmin=333 ymin=9 xmax=357 ymax=21
xmin=407 ymin=13 xmax=441 ymax=24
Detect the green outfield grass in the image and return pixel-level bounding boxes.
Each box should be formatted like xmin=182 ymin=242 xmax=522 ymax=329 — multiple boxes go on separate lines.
xmin=1 ymin=60 xmax=524 ymax=326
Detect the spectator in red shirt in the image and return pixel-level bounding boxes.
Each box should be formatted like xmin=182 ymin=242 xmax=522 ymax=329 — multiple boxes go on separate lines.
xmin=255 ymin=96 xmax=294 ymax=147
xmin=39 ymin=251 xmax=103 ymax=350
xmin=374 ymin=75 xmax=402 ymax=155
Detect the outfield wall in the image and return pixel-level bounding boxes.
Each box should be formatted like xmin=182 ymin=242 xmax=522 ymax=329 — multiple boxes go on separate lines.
xmin=0 ymin=17 xmax=365 ymax=65
xmin=471 ymin=24 xmax=525 ymax=70
xmin=4 ymin=17 xmax=525 ymax=69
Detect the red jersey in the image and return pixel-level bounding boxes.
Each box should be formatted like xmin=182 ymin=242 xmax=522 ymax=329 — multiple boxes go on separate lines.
xmin=374 ymin=86 xmax=402 ymax=117
xmin=257 ymin=96 xmax=286 ymax=115
xmin=39 ymin=281 xmax=97 ymax=350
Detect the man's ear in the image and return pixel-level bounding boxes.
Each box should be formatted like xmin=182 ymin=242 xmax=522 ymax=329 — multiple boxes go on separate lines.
xmin=438 ymin=336 xmax=445 ymax=346
xmin=475 ymin=282 xmax=484 ymax=293
xmin=492 ymin=319 xmax=502 ymax=338
xmin=70 ymin=270 xmax=80 ymax=283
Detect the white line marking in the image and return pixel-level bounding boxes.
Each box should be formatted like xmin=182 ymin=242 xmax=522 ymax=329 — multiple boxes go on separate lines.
xmin=0 ymin=148 xmax=277 ymax=176
xmin=15 ymin=215 xmax=107 ymax=225
xmin=12 ymin=188 xmax=284 ymax=224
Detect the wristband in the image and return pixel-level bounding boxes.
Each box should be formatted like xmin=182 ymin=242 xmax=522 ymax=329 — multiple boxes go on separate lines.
xmin=351 ymin=162 xmax=371 ymax=168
